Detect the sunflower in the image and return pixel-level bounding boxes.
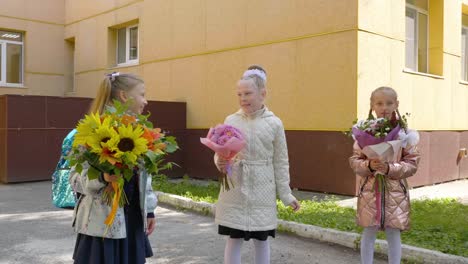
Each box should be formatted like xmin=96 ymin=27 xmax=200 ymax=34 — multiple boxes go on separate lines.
xmin=87 ymin=120 xmax=121 ymax=164
xmin=73 ymin=112 xmax=104 ymax=147
xmin=87 ymin=118 xmax=116 ymax=150
xmin=113 ymin=124 xmax=148 ymax=165
xmin=98 ymin=136 xmax=121 ymax=165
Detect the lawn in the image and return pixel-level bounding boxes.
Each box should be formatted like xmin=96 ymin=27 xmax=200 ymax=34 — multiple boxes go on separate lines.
xmin=153 ymin=176 xmax=468 ymax=257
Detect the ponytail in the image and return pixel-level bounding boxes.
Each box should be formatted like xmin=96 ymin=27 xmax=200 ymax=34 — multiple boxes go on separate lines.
xmin=88 ymin=72 xmax=143 ymax=115
xmin=88 ymin=78 xmax=112 ymax=114
xmin=368 ymin=108 xmax=374 ymax=120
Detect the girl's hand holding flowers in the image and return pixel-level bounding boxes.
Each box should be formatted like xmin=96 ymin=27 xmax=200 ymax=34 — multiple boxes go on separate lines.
xmin=200 ymin=124 xmax=246 ymax=190
xmin=103 ymin=172 xmax=119 ymax=183
xmin=369 ymin=160 xmax=389 ymax=174
xmin=216 ymin=156 xmax=230 ymax=174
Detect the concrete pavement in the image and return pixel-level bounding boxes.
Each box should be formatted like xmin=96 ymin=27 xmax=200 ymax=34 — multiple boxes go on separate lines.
xmin=0 ymin=181 xmax=385 ymax=264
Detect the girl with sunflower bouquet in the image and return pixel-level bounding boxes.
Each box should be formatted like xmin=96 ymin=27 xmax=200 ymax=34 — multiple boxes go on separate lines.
xmin=69 ymin=72 xmax=177 ymax=264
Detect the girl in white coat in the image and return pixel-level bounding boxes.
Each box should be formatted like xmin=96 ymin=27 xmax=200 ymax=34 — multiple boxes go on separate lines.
xmin=215 ymin=65 xmax=300 ymax=264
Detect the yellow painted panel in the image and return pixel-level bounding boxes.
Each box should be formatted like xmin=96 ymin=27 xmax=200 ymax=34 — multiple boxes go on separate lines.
xmin=74 ymin=18 xmax=100 ymax=72
xmin=172 ymin=56 xmax=210 ymax=128
xmin=357 ymin=31 xmax=392 ymax=120
xmin=0 ymin=0 xmax=64 ymax=25
xmin=24 ymin=23 xmax=66 ymax=74
xmin=73 ymin=71 xmax=103 ymax=98
xmin=245 ymin=0 xmax=297 ymax=44
xmin=358 ymin=0 xmax=404 ymax=41
xmin=296 ymin=0 xmax=357 ymax=36
xmin=64 ymin=23 xmax=77 ymax=40
xmin=201 ymin=50 xmax=246 ymax=127
xmin=172 ymin=0 xmax=205 ymax=56
xmin=65 ymin=0 xmax=139 ymax=25
xmin=142 ymin=61 xmax=173 ymax=101
xmin=0 ymin=16 xmax=29 ymax=31
xmin=0 ymin=87 xmax=28 ymax=95
xmin=140 ymin=0 xmax=173 ymax=61
xmin=205 ymin=0 xmax=247 ymax=51
xmin=24 ymin=74 xmax=65 ymax=96
xmin=428 ymin=0 xmax=444 ymax=75
xmin=444 ymin=0 xmax=461 ymax=56
xmin=295 ymin=31 xmax=357 ymax=130
xmin=0 ymin=74 xmax=64 ymax=96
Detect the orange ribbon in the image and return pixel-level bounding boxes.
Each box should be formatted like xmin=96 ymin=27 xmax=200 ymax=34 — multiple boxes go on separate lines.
xmin=104 ymin=181 xmax=121 ymax=228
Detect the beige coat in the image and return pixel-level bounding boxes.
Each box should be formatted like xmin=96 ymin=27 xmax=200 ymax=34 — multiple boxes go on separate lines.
xmin=69 ymin=164 xmax=157 ymax=238
xmin=215 ymin=107 xmax=296 ymax=231
xmin=349 ymin=130 xmax=420 ymax=231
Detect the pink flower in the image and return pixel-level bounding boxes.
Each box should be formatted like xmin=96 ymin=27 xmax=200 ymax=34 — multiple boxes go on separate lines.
xmin=200 ymin=124 xmax=245 ymax=159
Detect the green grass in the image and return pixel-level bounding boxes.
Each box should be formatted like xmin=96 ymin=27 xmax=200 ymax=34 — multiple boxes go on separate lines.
xmin=153 ymin=176 xmax=468 ymax=257
xmin=153 ymin=175 xmax=219 ymax=204
xmin=398 ymin=198 xmax=468 ymax=257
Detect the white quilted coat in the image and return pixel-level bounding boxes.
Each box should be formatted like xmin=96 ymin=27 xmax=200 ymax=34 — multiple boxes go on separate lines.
xmin=214 ymin=107 xmax=296 ymax=231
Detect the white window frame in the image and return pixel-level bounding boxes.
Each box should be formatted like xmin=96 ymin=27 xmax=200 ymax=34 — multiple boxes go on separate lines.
xmin=462 ymin=26 xmax=468 ymax=81
xmin=116 ymin=24 xmax=139 ymax=66
xmin=0 ymin=33 xmax=24 ymax=87
xmin=405 ymin=3 xmax=429 ymax=73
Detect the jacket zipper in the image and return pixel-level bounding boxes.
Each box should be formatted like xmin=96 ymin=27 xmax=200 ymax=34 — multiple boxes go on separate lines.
xmin=359 ymin=177 xmax=369 ymax=197
xmin=380 ymin=181 xmax=385 ymax=229
xmin=399 ymin=180 xmax=407 ymax=195
xmin=247 ymin=117 xmax=251 ymax=230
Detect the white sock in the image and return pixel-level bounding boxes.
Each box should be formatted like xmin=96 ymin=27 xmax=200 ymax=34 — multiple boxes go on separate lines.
xmin=385 ymin=228 xmax=402 ymax=264
xmin=253 ymin=239 xmax=270 ymax=264
xmin=224 ymin=238 xmax=243 ymax=264
xmin=361 ymin=226 xmax=378 ymax=264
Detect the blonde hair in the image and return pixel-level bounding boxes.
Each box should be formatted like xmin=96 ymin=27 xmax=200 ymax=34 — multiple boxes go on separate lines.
xmin=240 ymin=65 xmax=267 ymax=90
xmin=370 ymin=86 xmax=398 ymax=102
xmin=368 ymin=86 xmax=404 ymax=126
xmin=89 ymin=73 xmax=144 ymax=114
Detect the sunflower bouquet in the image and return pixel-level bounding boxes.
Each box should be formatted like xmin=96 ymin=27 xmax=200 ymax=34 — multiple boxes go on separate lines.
xmin=68 ymin=100 xmax=178 ymax=229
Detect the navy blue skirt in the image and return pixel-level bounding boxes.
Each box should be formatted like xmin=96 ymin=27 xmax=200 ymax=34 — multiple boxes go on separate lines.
xmin=218 ymin=225 xmax=275 ymax=241
xmin=72 ymin=206 xmax=153 ymax=264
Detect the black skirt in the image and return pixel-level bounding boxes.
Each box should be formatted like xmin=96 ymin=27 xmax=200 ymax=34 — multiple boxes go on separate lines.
xmin=72 ymin=205 xmax=153 ymax=264
xmin=73 ymin=175 xmax=153 ymax=264
xmin=218 ymin=225 xmax=275 ymax=241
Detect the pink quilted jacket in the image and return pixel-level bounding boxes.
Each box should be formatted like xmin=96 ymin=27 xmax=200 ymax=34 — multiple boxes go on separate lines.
xmin=349 ymin=130 xmax=420 ymax=231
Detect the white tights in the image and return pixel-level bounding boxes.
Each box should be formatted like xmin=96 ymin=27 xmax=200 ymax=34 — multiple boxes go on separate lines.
xmin=224 ymin=238 xmax=270 ymax=264
xmin=361 ymin=227 xmax=402 ymax=264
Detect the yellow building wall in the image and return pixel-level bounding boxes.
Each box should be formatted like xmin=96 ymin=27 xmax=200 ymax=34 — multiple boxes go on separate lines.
xmin=3 ymin=0 xmax=466 ymax=131
xmin=67 ymin=0 xmax=358 ymax=129
xmin=358 ymin=0 xmax=468 ymax=130
xmin=0 ymin=0 xmax=66 ymax=96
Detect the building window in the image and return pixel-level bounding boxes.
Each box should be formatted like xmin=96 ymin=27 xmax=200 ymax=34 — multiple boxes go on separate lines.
xmin=462 ymin=15 xmax=468 ymax=81
xmin=117 ymin=25 xmax=138 ymax=65
xmin=0 ymin=30 xmax=23 ymax=86
xmin=405 ymin=0 xmax=428 ymax=73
